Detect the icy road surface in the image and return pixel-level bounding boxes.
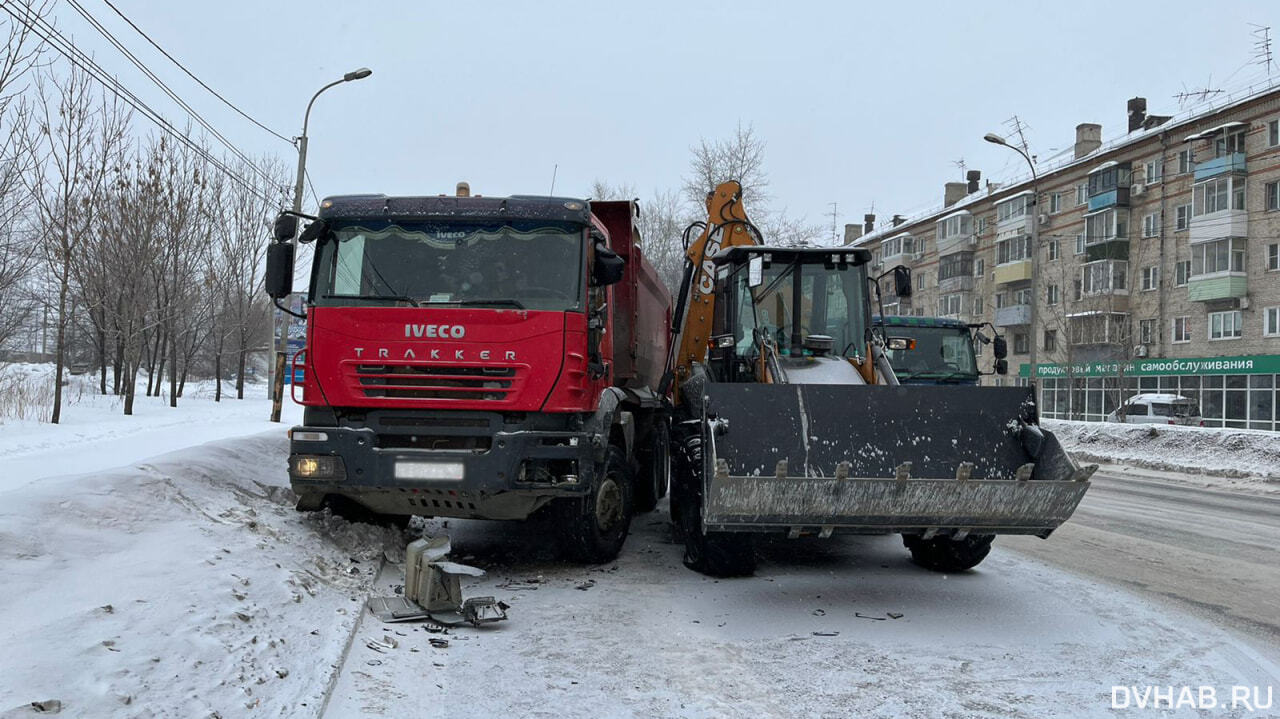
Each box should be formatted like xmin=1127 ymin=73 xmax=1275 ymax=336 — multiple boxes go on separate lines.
xmin=329 ymin=511 xmax=1280 ymax=718
xmin=1 ymin=425 xmax=1277 ymax=718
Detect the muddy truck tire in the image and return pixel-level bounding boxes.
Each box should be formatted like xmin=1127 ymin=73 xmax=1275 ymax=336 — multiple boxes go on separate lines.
xmin=559 ymin=446 xmax=634 ymax=564
xmin=634 ymin=419 xmax=670 ymax=514
xmin=903 ymin=533 xmax=994 ymax=572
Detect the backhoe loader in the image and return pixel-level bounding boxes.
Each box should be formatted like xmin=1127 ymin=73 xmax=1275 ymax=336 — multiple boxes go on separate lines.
xmin=664 ymin=181 xmax=1093 ymax=577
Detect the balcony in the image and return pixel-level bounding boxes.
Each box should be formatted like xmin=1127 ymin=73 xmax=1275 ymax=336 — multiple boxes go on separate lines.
xmin=1189 ymin=209 xmax=1248 ymax=244
xmin=1086 ymin=161 xmax=1132 ymax=211
xmin=1193 ymin=152 xmax=1246 ymax=182
xmin=938 ymin=275 xmax=974 ymax=293
xmin=1187 ymin=273 xmax=1247 ymax=302
xmin=1087 ymin=187 xmax=1130 ymax=212
xmin=994 ymin=259 xmax=1032 ymax=285
xmin=994 ymin=304 xmax=1031 ymax=327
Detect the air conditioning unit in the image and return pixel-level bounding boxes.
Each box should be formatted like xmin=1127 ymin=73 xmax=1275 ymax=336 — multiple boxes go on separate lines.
xmin=1133 ymin=345 xmax=1148 ymax=357
xmin=1038 ymin=213 xmax=1049 ymax=226
xmin=1131 ymin=183 xmax=1146 ymax=196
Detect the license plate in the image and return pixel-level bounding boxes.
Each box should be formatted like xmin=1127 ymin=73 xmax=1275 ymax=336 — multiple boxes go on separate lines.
xmin=395 ymin=461 xmax=465 ymax=481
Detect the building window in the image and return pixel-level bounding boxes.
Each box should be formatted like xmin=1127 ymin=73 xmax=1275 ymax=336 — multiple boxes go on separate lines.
xmin=1264 ymin=307 xmax=1280 ymax=337
xmin=1175 ymin=260 xmax=1191 ymax=286
xmin=1072 ymin=279 xmax=1082 ymax=301
xmin=974 ymin=257 xmax=984 ymax=276
xmin=938 ymin=252 xmax=974 ymax=281
xmin=1175 ymin=203 xmax=1191 ymax=230
xmin=1267 ymin=181 xmax=1279 ymax=211
xmin=1075 ymin=183 xmax=1087 ymax=206
xmin=1191 ymin=238 xmax=1246 ymax=276
xmin=996 ymin=195 xmax=1031 ymax=223
xmin=881 ymin=234 xmax=915 ymax=259
xmin=994 ymin=292 xmax=1005 ymax=309
xmin=1139 ymin=318 xmax=1157 ymax=344
xmin=973 ymin=297 xmax=983 ymax=315
xmin=1193 ymin=176 xmax=1245 ymax=216
xmin=1144 ymin=158 xmax=1163 ymax=184
xmin=1013 ymin=287 xmax=1032 ymax=306
xmin=1050 ymin=192 xmax=1063 ymax=214
xmin=1046 ymin=284 xmax=1060 ymax=305
xmin=1178 ymin=149 xmax=1194 ymax=174
xmin=1085 ymin=208 xmax=1127 ymax=244
xmin=1270 ymin=244 xmax=1279 ymax=271
xmin=996 ymin=236 xmax=1032 ymax=264
xmin=976 ymin=216 xmax=987 ymax=235
xmin=1142 ymin=212 xmax=1161 ymax=238
xmin=1208 ymin=310 xmax=1243 ymax=340
xmin=938 ymin=293 xmax=963 ymax=316
xmin=1043 ymin=329 xmax=1057 ymax=352
xmin=1141 ymin=265 xmax=1159 ymax=291
xmin=1172 ymin=316 xmax=1191 ymax=343
xmin=1216 ymin=128 xmax=1246 ymax=157
xmin=916 ymin=272 xmax=926 ymax=290
xmin=1270 ymin=119 xmax=1279 ymax=147
xmin=1013 ymin=332 xmax=1029 ymax=354
xmin=1081 ymin=260 xmax=1128 ymax=295
xmin=1075 ymin=233 xmax=1085 ymax=255
xmin=1047 ymin=240 xmax=1060 ymax=261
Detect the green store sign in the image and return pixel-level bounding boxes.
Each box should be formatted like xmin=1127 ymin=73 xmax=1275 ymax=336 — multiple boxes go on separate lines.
xmin=1018 ymin=354 xmax=1280 ymax=378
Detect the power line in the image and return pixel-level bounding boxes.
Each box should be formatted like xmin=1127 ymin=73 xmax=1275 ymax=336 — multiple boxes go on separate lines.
xmin=63 ymin=0 xmax=274 ymax=186
xmin=0 ymin=1 xmax=275 ymax=204
xmin=98 ymin=0 xmax=293 ymax=145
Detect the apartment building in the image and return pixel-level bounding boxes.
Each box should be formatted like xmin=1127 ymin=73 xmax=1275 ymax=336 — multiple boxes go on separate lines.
xmin=851 ymin=85 xmax=1280 ymax=430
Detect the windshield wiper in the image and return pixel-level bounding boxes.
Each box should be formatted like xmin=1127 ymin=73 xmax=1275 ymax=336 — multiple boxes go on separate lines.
xmin=322 ymin=293 xmax=420 ymax=306
xmin=425 ymin=298 xmax=526 ymax=309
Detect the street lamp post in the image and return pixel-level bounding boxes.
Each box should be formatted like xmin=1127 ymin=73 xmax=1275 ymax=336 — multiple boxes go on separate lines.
xmin=984 ymin=132 xmax=1040 ymax=391
xmin=271 ymin=67 xmax=373 ymax=422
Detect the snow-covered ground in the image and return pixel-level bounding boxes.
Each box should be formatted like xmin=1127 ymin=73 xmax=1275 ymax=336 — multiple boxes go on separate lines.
xmin=0 ymin=363 xmax=299 ymax=494
xmin=1046 ymin=419 xmax=1280 ymax=494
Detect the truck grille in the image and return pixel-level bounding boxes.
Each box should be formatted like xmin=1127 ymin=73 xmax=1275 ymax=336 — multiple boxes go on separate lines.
xmin=349 ymin=364 xmax=520 ymax=402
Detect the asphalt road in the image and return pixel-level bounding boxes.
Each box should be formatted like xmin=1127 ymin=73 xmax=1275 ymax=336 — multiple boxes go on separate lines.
xmin=1001 ymin=469 xmax=1280 ymax=646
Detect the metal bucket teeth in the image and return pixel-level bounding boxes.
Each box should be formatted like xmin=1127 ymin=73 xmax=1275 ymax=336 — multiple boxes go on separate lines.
xmin=699 ymin=383 xmax=1092 ymax=535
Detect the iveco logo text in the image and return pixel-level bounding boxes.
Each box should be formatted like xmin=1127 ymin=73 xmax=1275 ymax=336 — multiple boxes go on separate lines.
xmin=405 ymin=324 xmax=465 ymax=338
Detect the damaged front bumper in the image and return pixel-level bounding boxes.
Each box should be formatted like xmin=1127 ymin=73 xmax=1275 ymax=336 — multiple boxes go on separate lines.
xmin=288 ymin=410 xmax=597 ymax=519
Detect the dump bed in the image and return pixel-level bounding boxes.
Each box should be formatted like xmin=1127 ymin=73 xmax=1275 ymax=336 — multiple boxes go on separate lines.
xmin=591 ymin=200 xmax=673 ymax=392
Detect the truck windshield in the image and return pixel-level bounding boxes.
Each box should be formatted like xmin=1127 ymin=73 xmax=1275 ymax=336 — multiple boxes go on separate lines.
xmin=312 ymin=220 xmax=584 ymax=311
xmin=883 ymin=325 xmax=978 ymax=381
xmin=737 ymin=261 xmax=868 ymax=358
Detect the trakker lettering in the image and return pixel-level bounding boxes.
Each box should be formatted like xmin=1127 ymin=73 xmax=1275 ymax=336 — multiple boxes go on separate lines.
xmin=405 ymin=323 xmax=466 ymax=338
xmin=354 ymin=346 xmax=516 ymax=361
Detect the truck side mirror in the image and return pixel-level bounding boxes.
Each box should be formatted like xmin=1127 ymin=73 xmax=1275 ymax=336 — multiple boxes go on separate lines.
xmin=893 ymin=266 xmax=912 ymax=298
xmin=298 ymin=218 xmax=328 ymax=244
xmin=265 ymin=241 xmax=295 ymax=299
xmin=273 ymin=213 xmax=298 ymax=242
xmin=994 ymin=358 xmax=1009 ymax=375
xmin=993 ymin=336 xmax=1008 ymax=359
xmin=591 ymin=241 xmax=626 ymax=286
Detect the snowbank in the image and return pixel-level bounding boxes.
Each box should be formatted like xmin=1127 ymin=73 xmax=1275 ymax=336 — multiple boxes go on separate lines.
xmin=0 ymin=432 xmax=405 ymax=717
xmin=1047 ymin=418 xmax=1280 ymax=483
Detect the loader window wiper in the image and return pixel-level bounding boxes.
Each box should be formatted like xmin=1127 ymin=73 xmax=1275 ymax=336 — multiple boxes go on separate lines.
xmin=322 ymin=293 xmax=421 ymax=306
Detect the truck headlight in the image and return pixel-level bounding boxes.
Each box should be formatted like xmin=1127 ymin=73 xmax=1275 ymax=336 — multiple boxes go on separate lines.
xmin=292 ymin=455 xmax=344 ymax=480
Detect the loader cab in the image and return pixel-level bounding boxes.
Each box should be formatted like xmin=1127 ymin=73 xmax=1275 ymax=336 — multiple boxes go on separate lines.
xmin=707 ymin=246 xmax=873 ymax=384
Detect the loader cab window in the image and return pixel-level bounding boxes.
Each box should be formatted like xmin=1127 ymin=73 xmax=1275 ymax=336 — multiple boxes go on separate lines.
xmin=727 ymin=258 xmax=868 ymax=361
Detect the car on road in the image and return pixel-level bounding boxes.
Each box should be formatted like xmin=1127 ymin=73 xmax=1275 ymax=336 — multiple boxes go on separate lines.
xmin=1106 ymin=393 xmax=1204 ymax=426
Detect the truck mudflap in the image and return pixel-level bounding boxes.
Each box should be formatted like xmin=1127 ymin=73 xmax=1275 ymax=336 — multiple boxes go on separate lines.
xmin=699 ymin=383 xmax=1093 ymax=537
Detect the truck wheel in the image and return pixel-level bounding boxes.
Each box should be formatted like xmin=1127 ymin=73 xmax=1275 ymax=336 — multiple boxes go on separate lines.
xmin=679 ymin=488 xmax=756 ymax=577
xmin=634 ymin=420 xmax=670 ymax=513
xmin=903 ymin=534 xmax=994 ymax=572
xmin=560 ymin=446 xmax=634 ymax=564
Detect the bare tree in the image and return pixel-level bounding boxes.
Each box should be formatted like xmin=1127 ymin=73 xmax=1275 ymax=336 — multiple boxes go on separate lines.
xmin=682 ymin=122 xmax=769 ymax=208
xmin=23 ymin=65 xmax=128 ymax=422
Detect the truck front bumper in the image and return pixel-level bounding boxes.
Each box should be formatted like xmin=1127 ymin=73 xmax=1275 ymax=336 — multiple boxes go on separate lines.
xmin=288 ymin=412 xmax=597 ymax=520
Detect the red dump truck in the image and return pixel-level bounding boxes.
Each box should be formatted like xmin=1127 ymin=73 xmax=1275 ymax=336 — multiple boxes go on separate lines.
xmin=266 ymin=188 xmax=672 ymax=562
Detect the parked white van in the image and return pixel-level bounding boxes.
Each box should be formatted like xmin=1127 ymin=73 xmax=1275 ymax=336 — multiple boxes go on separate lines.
xmin=1105 ymin=393 xmax=1204 ymax=426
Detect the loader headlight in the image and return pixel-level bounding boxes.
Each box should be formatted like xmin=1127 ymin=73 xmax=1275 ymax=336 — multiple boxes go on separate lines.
xmin=292 ymin=455 xmax=344 ymax=480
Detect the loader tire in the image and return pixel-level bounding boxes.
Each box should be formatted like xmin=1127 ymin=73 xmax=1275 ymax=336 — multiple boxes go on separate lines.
xmin=634 ymin=419 xmax=670 ymax=514
xmin=560 ymin=446 xmax=634 ymax=564
xmin=679 ymin=488 xmax=756 ymax=578
xmin=903 ymin=534 xmax=994 ymax=573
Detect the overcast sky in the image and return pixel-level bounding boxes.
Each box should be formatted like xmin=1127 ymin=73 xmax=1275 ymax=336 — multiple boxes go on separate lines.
xmin=40 ymin=0 xmax=1280 ymax=240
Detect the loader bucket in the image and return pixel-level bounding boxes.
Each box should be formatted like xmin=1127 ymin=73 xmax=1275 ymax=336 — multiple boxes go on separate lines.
xmin=699 ymin=383 xmax=1092 ymax=537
